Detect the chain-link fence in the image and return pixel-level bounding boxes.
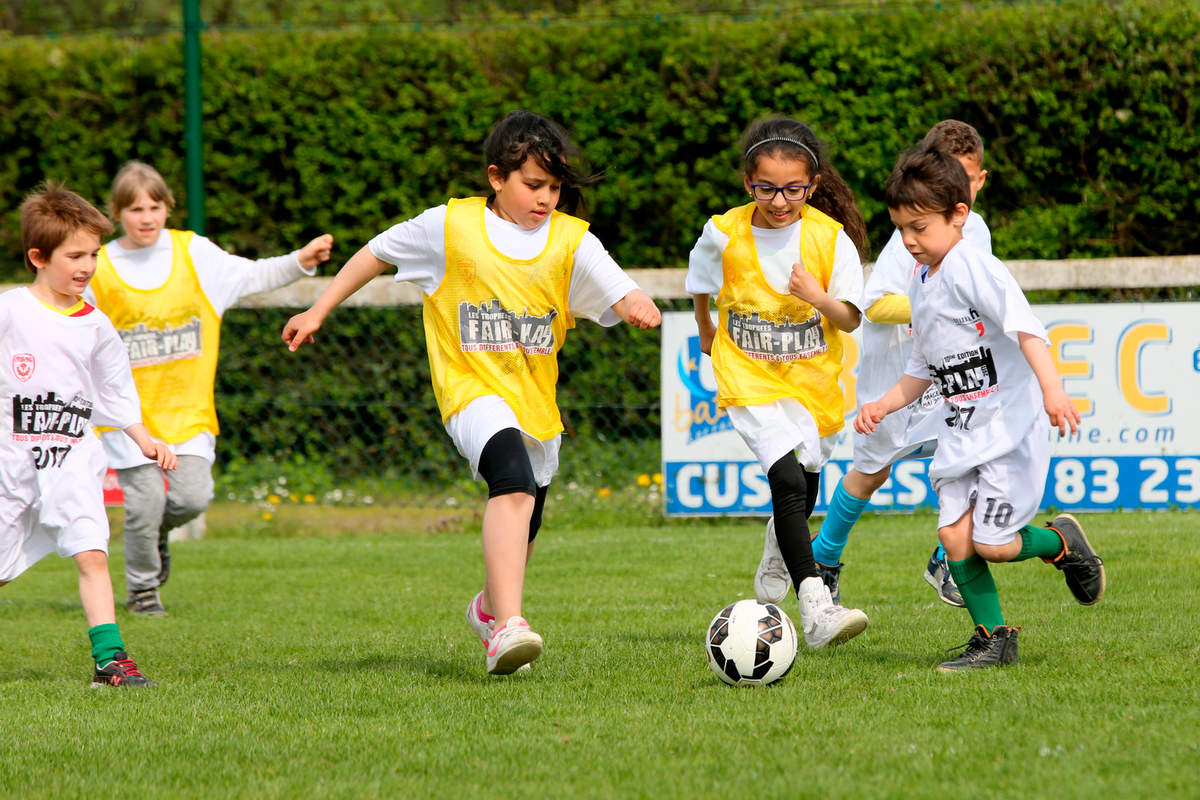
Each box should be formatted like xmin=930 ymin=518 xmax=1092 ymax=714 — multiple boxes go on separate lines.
xmin=213 ymin=297 xmax=678 ymax=510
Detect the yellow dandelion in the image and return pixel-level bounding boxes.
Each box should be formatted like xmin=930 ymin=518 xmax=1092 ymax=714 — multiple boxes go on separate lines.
xmin=636 ymin=474 xmax=651 ymax=487
xmin=303 ymin=493 xmax=316 ymax=503
xmin=652 ymin=473 xmax=663 ymax=485
xmin=262 ymin=511 xmax=274 ymax=521
xmin=267 ymin=494 xmax=282 ymax=504
xmin=597 ymin=487 xmax=612 ymax=498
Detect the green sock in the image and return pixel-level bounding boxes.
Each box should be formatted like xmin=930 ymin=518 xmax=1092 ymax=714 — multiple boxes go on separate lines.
xmin=948 ymin=555 xmax=1005 ymax=631
xmin=88 ymin=623 xmax=125 ymax=665
xmin=1011 ymin=524 xmax=1065 ymax=562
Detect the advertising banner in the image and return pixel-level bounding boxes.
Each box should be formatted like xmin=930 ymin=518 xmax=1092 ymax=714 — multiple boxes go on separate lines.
xmin=661 ymin=304 xmax=1200 ymax=515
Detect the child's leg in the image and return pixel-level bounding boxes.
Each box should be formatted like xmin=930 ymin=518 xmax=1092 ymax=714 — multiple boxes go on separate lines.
xmin=117 ymin=464 xmax=167 ymax=593
xmin=942 ymin=511 xmax=1005 ymax=632
xmin=766 ymin=452 xmax=819 ymax=587
xmin=157 ymin=456 xmax=214 ymax=585
xmin=476 ymin=429 xmax=538 ymax=624
xmin=75 ymin=550 xmax=127 ymax=667
xmin=811 ymin=466 xmax=889 ymax=566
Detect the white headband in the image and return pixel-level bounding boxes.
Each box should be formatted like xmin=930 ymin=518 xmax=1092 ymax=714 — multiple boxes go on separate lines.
xmin=744 ymin=137 xmax=819 ymax=170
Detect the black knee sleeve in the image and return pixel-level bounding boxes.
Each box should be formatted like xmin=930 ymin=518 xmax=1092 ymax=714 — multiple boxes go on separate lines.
xmin=767 ymin=453 xmax=809 ymax=519
xmin=478 ymin=428 xmax=537 ymax=499
xmin=528 ymin=485 xmax=548 ymax=543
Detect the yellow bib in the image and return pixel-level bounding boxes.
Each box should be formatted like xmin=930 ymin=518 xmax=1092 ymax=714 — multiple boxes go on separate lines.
xmin=710 ymin=203 xmax=847 ymax=436
xmin=92 ymin=229 xmax=222 ymax=442
xmin=424 ymin=197 xmax=586 ymax=440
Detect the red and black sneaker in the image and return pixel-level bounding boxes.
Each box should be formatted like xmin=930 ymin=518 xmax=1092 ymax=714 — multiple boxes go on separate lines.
xmin=91 ymin=652 xmax=157 ymax=688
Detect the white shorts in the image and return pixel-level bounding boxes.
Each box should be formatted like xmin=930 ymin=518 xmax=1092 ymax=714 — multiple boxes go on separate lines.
xmin=444 ymin=395 xmax=560 ymax=487
xmin=933 ymin=425 xmax=1050 ymax=546
xmin=0 ymin=441 xmax=110 ymax=583
xmin=852 ymin=385 xmax=944 ymax=474
xmin=728 ymin=399 xmax=837 ymax=473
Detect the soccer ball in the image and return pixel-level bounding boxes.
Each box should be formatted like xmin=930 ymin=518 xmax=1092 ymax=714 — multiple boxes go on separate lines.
xmin=705 ymin=599 xmax=797 ymax=686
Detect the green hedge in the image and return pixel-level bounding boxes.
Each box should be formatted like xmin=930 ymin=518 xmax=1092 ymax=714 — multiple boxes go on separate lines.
xmin=1 ymin=0 xmax=1196 ymax=279
xmin=2 ymin=0 xmax=1196 ymax=492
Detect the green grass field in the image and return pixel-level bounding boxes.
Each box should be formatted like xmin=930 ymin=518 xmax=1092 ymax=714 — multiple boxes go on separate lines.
xmin=0 ymin=507 xmax=1195 ymax=798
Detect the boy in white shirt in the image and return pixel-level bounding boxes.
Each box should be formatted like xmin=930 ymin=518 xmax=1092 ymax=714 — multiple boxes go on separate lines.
xmin=856 ymin=147 xmax=1105 ymax=671
xmin=805 ymin=121 xmax=991 ymax=608
xmin=4 ymin=183 xmax=176 ymax=686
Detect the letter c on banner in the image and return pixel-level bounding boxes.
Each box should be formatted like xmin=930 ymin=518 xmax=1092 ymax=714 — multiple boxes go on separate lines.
xmin=1118 ymin=322 xmax=1171 ymax=414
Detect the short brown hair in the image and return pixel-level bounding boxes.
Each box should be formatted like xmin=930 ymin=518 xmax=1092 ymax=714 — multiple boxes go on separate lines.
xmin=884 ymin=147 xmax=971 ymax=219
xmin=921 ymin=120 xmax=984 ymax=164
xmin=109 ymin=160 xmax=175 ymax=218
xmin=20 ymin=182 xmax=113 ymax=274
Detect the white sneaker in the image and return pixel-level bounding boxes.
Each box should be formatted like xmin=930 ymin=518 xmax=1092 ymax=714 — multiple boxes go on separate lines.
xmin=486 ymin=616 xmax=543 ymax=675
xmin=754 ymin=517 xmax=791 ymax=604
xmin=797 ymin=576 xmax=868 ymax=649
xmin=465 ymin=591 xmax=494 ymax=646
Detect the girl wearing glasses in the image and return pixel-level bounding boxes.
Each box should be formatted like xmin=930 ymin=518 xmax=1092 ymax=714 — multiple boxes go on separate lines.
xmin=686 ymin=117 xmax=871 ymax=649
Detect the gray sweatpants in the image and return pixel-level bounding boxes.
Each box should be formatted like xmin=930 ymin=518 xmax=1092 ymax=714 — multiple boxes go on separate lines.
xmin=118 ymin=455 xmax=214 ymax=592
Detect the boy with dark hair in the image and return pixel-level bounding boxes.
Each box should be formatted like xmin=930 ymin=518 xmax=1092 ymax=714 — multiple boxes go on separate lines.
xmin=854 ymin=148 xmax=1105 ymax=671
xmin=3 ymin=182 xmax=175 ymax=686
xmin=760 ymin=120 xmax=989 ymax=608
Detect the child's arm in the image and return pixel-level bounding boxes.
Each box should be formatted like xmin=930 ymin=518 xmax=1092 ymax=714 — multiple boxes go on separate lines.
xmin=1019 ymin=331 xmax=1081 ymax=436
xmin=855 ymin=374 xmax=931 ymax=434
xmin=691 ymin=293 xmax=717 ymax=355
xmin=611 ymin=289 xmax=662 ymax=330
xmin=282 ymin=245 xmax=391 ymax=351
xmin=123 ymin=423 xmax=177 ymax=470
xmin=789 ymin=266 xmax=861 ymax=332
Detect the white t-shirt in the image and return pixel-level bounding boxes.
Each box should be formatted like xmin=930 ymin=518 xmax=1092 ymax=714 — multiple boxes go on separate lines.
xmin=86 ymin=229 xmax=314 ymax=468
xmin=685 ymin=217 xmax=863 ymax=306
xmin=1 ymin=288 xmax=141 ymax=515
xmin=905 ymin=239 xmax=1049 ymax=482
xmin=367 ymin=204 xmax=637 ymax=326
xmin=857 ymin=211 xmax=991 ymax=421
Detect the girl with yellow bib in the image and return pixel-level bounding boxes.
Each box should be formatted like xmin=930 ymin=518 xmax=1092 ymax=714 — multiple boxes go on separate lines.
xmin=282 ymin=111 xmax=660 ymax=675
xmin=87 ymin=162 xmax=333 ymax=617
xmin=686 ymin=118 xmax=871 ymax=650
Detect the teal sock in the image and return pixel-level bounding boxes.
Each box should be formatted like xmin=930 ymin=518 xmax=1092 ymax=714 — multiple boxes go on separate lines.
xmin=935 ymin=542 xmax=946 ymax=560
xmin=1011 ymin=524 xmax=1065 ymax=562
xmin=88 ymin=623 xmax=125 ymax=665
xmin=947 ymin=555 xmax=1005 ymax=631
xmin=812 ymin=480 xmax=869 ymax=565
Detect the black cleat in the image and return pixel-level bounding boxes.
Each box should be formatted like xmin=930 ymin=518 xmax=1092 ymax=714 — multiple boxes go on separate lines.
xmin=816 ymin=561 xmax=843 ymax=605
xmin=923 ymin=546 xmax=965 ymax=607
xmin=91 ymin=651 xmax=157 ymax=688
xmin=937 ymin=625 xmax=1019 ymax=672
xmin=1046 ymin=513 xmax=1105 ymax=605
xmin=126 ymin=588 xmax=167 ymax=617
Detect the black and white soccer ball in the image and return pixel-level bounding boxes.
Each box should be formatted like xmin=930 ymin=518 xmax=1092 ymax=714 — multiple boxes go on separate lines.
xmin=706 ymin=599 xmax=798 ymax=686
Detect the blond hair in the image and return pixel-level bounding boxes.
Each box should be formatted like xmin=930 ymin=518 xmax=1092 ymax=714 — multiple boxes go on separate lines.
xmin=20 ymin=182 xmax=113 ymax=274
xmin=109 ymin=160 xmax=175 ymax=219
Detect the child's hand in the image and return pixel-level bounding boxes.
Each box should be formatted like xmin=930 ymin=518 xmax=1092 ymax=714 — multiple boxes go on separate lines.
xmin=282 ymin=309 xmax=323 ymax=352
xmin=146 ymin=442 xmax=177 ymax=470
xmin=788 ymin=265 xmax=825 ymax=305
xmin=855 ymin=402 xmax=886 ymax=434
xmin=1043 ymin=386 xmax=1081 ymax=437
xmin=297 ymin=234 xmax=334 ymax=270
xmin=615 ymin=289 xmax=662 ymax=330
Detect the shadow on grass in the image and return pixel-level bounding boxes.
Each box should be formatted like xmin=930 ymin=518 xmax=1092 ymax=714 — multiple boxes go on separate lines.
xmin=313 ymin=652 xmax=483 ymax=681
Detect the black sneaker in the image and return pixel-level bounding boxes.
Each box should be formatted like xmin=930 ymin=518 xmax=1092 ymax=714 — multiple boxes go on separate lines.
xmin=126 ymin=588 xmax=168 ymax=617
xmin=91 ymin=651 xmax=157 ymax=688
xmin=157 ymin=533 xmax=171 ymax=586
xmin=923 ymin=546 xmax=965 ymax=607
xmin=1045 ymin=513 xmax=1105 ymax=605
xmin=936 ymin=625 xmax=1019 ymax=672
xmin=816 ymin=562 xmax=843 ymax=605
